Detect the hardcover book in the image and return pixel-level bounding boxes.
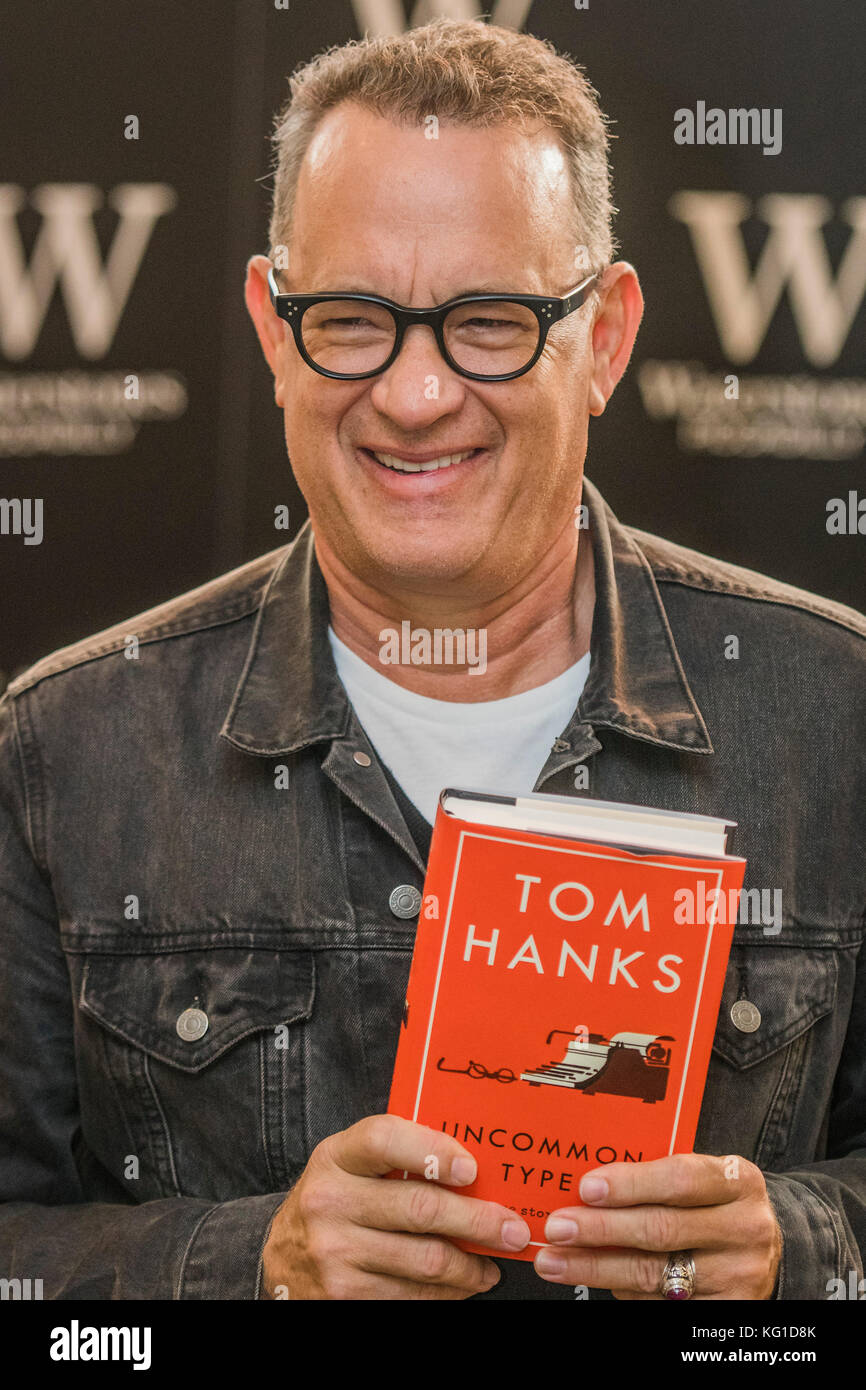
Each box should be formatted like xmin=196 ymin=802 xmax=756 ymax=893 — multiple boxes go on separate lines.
xmin=387 ymin=788 xmax=747 ymax=1261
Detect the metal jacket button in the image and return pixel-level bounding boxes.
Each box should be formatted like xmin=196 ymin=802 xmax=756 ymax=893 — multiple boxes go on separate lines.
xmin=730 ymin=1000 xmax=761 ymax=1033
xmin=389 ymin=885 xmax=422 ymax=919
xmin=176 ymin=1007 xmax=209 ymax=1042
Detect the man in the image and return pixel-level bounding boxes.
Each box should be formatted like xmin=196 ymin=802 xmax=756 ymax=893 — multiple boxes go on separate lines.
xmin=0 ymin=18 xmax=863 ymax=1301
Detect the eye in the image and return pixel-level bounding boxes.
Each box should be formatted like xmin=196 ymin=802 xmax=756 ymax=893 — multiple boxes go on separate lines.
xmin=305 ymin=302 xmax=395 ymax=336
xmin=446 ymin=304 xmax=538 ymax=339
xmin=320 ymin=315 xmax=376 ymax=330
xmin=461 ymin=315 xmax=523 ymax=330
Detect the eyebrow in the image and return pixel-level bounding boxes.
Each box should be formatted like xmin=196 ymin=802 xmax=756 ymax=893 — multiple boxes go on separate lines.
xmin=307 ymin=284 xmax=538 ymax=300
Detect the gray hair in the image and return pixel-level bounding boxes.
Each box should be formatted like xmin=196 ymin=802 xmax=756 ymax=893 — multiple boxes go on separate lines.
xmin=267 ymin=16 xmax=617 ymax=277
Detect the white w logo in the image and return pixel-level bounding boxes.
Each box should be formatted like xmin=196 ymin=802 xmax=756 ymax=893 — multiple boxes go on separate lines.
xmin=349 ymin=0 xmax=533 ymax=38
xmin=669 ymin=192 xmax=866 ymax=367
xmin=0 ymin=183 xmax=176 ymax=360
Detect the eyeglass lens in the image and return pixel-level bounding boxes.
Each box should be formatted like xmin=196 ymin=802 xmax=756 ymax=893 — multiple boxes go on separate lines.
xmin=299 ymin=299 xmax=541 ymax=376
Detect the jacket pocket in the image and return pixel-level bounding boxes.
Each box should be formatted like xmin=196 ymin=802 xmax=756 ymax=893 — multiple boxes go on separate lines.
xmin=76 ymin=946 xmax=315 ymax=1201
xmin=697 ymin=944 xmax=839 ymax=1169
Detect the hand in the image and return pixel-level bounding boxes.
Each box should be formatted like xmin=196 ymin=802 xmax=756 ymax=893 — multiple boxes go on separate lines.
xmin=261 ymin=1113 xmax=532 ymax=1299
xmin=533 ymin=1153 xmax=782 ymax=1300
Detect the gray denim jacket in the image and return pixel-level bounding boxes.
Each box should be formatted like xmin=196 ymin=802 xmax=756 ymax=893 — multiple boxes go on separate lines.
xmin=0 ymin=478 xmax=864 ymax=1300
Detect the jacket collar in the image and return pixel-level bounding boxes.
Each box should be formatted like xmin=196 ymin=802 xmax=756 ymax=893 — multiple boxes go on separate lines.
xmin=575 ymin=479 xmax=713 ymax=753
xmin=219 ymin=476 xmax=713 ymax=757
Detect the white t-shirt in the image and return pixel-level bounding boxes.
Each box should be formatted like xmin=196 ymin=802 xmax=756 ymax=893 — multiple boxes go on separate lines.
xmin=327 ymin=626 xmax=591 ymax=825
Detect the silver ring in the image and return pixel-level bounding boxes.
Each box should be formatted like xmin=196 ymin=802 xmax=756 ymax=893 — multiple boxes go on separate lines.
xmin=661 ymin=1250 xmax=696 ymax=1301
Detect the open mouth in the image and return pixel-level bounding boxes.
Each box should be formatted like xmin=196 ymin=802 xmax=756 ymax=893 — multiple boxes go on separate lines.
xmin=360 ymin=447 xmax=483 ymax=474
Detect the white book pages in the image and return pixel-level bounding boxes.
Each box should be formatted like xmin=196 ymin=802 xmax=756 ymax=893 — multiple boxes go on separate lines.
xmin=439 ymin=788 xmax=734 ymax=857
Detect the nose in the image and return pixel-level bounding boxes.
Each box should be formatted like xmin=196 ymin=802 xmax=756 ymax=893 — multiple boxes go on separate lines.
xmin=369 ymin=322 xmax=466 ymax=425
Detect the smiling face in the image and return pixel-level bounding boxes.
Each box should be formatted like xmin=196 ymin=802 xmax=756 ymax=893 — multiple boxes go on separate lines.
xmin=247 ymin=102 xmax=640 ymax=605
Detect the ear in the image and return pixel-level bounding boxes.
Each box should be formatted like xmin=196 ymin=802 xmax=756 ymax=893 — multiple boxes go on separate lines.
xmin=587 ymin=262 xmax=644 ymax=417
xmin=244 ymin=254 xmax=288 ymax=408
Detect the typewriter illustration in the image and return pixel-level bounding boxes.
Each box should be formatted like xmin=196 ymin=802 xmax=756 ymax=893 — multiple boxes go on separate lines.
xmin=520 ymin=1028 xmax=674 ymax=1104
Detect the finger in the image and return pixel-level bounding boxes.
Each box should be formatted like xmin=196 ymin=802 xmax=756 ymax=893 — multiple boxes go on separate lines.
xmin=615 ymin=1249 xmax=775 ymax=1301
xmin=574 ymin=1153 xmax=750 ymax=1210
xmin=378 ymin=1277 xmax=489 ymax=1301
xmin=361 ymin=1273 xmax=489 ymax=1295
xmin=311 ymin=1264 xmax=486 ymax=1300
xmin=534 ymin=1244 xmax=732 ymax=1297
xmin=542 ymin=1201 xmax=733 ymax=1253
xmin=327 ymin=1114 xmax=479 ymax=1186
xmin=535 ymin=1244 xmax=668 ymax=1294
xmin=349 ymin=1173 xmax=532 ymax=1253
xmin=357 ymin=1228 xmax=502 ymax=1293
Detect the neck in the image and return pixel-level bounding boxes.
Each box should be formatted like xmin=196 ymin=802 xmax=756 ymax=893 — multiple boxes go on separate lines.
xmin=315 ymin=520 xmax=595 ymax=702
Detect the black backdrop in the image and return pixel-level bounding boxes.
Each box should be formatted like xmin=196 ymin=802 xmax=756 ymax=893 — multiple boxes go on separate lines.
xmin=1 ymin=0 xmax=864 ymax=691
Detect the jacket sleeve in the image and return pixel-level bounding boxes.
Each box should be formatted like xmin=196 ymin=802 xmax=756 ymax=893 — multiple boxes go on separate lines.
xmin=763 ymin=936 xmax=866 ymax=1301
xmin=0 ymin=689 xmax=286 ymax=1299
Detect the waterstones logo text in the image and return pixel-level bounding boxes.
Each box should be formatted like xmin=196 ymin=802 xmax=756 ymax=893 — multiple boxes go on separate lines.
xmin=379 ymin=621 xmax=487 ymax=674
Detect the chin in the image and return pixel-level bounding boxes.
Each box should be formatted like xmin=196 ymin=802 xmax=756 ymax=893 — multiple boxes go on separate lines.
xmin=361 ymin=537 xmax=486 ymax=590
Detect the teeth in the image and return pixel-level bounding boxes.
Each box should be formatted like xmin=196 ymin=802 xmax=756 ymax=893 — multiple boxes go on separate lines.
xmin=371 ymin=449 xmax=476 ymax=473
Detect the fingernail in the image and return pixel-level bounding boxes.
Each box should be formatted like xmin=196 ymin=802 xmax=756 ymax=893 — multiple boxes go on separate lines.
xmin=502 ymin=1219 xmax=531 ymax=1249
xmin=580 ymin=1175 xmax=608 ymax=1202
xmin=545 ymin=1217 xmax=578 ymax=1243
xmin=451 ymin=1156 xmax=477 ymax=1185
xmin=482 ymin=1261 xmax=501 ymax=1287
xmin=536 ymin=1250 xmax=567 ymax=1276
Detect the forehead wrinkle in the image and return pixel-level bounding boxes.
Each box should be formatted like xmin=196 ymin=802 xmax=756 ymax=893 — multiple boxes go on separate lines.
xmin=291 ymin=214 xmax=569 ymax=301
xmin=290 ymin=110 xmax=574 ymax=300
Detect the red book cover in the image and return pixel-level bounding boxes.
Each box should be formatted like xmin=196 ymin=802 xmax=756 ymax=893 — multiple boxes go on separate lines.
xmin=387 ymin=795 xmax=747 ymax=1261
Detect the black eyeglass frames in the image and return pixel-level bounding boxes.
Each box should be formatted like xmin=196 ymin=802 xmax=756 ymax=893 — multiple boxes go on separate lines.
xmin=267 ymin=266 xmax=601 ymax=382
